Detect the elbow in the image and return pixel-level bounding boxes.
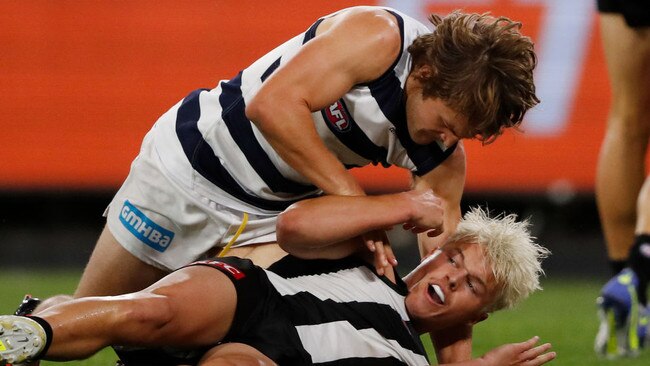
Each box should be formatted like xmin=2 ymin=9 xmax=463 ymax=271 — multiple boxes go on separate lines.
xmin=276 ymin=207 xmax=305 ymax=251
xmin=244 ymin=96 xmax=263 ymax=124
xmin=245 ymin=92 xmax=274 ymax=130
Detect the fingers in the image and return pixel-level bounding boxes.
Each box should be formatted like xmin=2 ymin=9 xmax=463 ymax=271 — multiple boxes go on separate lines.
xmin=523 ymin=350 xmax=556 ymax=366
xmin=516 ymin=337 xmax=556 ymax=366
xmin=519 ymin=341 xmax=551 ymax=360
xmin=383 ymin=242 xmax=398 ymax=266
xmin=365 ymin=237 xmax=376 ymax=253
xmin=426 ymin=227 xmax=443 ymax=237
xmin=362 ymin=230 xmax=397 ymax=276
xmin=402 ymin=223 xmax=443 ymax=237
xmin=373 ymin=239 xmax=387 ymax=275
xmin=517 ymin=336 xmax=540 ymax=350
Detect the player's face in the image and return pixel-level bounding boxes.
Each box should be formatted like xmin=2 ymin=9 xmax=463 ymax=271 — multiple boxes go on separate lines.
xmin=404 ymin=242 xmax=497 ymax=333
xmin=404 ymin=70 xmax=472 ymax=148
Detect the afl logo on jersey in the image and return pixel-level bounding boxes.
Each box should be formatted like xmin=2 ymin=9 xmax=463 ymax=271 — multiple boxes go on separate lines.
xmin=324 ymin=100 xmax=352 ymax=132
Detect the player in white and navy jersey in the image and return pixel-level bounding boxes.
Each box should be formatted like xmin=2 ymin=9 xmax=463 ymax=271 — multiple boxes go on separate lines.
xmin=73 ymin=6 xmax=539 ymax=301
xmin=0 ymin=194 xmax=554 ymax=366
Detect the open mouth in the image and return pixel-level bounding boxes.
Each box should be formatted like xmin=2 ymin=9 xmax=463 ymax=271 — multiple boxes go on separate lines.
xmin=427 ymin=284 xmax=445 ymax=305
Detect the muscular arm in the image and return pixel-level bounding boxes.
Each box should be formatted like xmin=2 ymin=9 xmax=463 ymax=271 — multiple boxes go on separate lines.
xmin=276 ymin=190 xmax=444 ymax=260
xmin=245 ymin=8 xmax=401 ymax=196
xmin=413 ymin=142 xmax=466 ymax=257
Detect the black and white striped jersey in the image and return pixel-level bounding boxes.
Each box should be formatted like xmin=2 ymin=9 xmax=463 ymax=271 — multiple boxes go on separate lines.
xmin=152 ymin=6 xmax=456 ymax=214
xmin=114 ymin=256 xmax=429 ymax=366
xmin=264 ymin=255 xmax=430 ymax=365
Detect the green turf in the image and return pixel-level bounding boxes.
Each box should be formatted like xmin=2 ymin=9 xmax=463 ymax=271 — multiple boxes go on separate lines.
xmin=0 ymin=270 xmax=114 ymax=366
xmin=1 ymin=272 xmax=649 ymax=365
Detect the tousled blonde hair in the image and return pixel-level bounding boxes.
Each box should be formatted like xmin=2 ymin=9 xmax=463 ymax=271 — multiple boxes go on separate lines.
xmin=444 ymin=207 xmax=549 ymax=312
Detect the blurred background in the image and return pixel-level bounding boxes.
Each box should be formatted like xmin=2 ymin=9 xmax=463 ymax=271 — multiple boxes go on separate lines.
xmin=0 ymin=0 xmax=609 ymax=277
xmin=4 ymin=1 xmax=647 ymax=365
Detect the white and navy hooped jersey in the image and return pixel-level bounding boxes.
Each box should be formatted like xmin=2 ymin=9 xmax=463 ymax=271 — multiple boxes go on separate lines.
xmin=153 ymin=6 xmax=456 ymax=214
xmin=265 ymin=256 xmax=430 ymax=365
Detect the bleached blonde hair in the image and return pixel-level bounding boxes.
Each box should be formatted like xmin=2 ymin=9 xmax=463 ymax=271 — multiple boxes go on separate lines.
xmin=444 ymin=206 xmax=549 ymax=312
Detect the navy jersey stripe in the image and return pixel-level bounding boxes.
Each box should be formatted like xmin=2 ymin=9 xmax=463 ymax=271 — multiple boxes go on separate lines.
xmin=175 ymin=89 xmax=309 ymax=211
xmin=303 ymin=18 xmax=324 ymax=43
xmin=320 ymin=99 xmax=390 ymax=166
xmin=282 ymin=292 xmax=427 ymax=357
xmin=260 ymin=57 xmax=281 ymax=82
xmin=219 ymin=73 xmax=317 ymax=195
xmin=369 ymin=72 xmax=456 ymax=175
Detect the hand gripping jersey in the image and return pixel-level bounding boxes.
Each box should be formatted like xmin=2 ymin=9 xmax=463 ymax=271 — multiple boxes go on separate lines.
xmin=152 ymin=6 xmax=456 ymax=214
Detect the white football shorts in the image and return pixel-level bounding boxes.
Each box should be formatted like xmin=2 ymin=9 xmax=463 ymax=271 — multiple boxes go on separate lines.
xmin=104 ymin=131 xmax=279 ymax=271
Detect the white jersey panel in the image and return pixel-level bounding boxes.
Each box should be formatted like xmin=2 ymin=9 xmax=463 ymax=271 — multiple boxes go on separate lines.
xmin=296 ymin=322 xmax=429 ymax=365
xmin=265 ymin=266 xmax=409 ymax=320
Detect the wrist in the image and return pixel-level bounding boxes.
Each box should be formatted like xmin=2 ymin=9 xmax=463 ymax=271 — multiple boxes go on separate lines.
xmin=396 ymin=191 xmax=419 ymax=222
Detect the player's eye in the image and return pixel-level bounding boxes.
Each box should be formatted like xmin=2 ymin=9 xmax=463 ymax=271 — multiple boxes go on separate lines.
xmin=467 ymin=279 xmax=476 ymax=293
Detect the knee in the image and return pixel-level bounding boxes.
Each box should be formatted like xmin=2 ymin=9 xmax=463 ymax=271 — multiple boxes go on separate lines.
xmin=33 ymin=294 xmax=74 ymax=314
xmin=607 ymin=109 xmax=650 ymax=141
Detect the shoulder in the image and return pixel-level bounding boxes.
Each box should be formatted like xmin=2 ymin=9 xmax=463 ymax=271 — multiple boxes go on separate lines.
xmin=318 ymin=6 xmax=402 ymax=47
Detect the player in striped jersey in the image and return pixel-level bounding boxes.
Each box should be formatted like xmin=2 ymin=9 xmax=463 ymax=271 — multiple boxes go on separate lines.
xmin=71 ymin=6 xmax=539 ymax=317
xmin=0 ymin=192 xmax=554 ymax=365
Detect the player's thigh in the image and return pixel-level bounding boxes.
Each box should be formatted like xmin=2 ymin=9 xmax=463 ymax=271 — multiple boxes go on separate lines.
xmin=146 ymin=265 xmax=238 ymax=346
xmin=226 ymin=243 xmax=287 ymax=268
xmin=600 ymin=13 xmax=650 ymax=111
xmin=74 ymin=225 xmax=168 ymax=297
xmin=198 ymin=342 xmax=276 ymax=366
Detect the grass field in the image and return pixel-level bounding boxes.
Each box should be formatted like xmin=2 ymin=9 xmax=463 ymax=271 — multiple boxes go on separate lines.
xmin=1 ymin=270 xmax=649 ymax=365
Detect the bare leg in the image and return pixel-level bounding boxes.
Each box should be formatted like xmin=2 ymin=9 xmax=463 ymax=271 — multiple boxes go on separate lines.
xmin=226 ymin=243 xmax=287 ymax=268
xmin=595 ymin=14 xmax=650 ymax=264
xmin=635 ymin=178 xmax=650 ymax=234
xmin=35 ymin=266 xmax=236 ymax=360
xmin=34 ymin=295 xmax=73 ymax=313
xmin=74 ymin=225 xmax=168 ymax=297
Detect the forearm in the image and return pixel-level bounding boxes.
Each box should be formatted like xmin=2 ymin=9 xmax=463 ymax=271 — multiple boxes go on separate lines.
xmin=277 ymin=193 xmax=413 ymax=251
xmin=413 ymin=143 xmax=466 ymax=257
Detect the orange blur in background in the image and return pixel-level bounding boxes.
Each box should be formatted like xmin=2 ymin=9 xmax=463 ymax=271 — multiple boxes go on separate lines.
xmin=1 ymin=1 xmax=609 ymax=194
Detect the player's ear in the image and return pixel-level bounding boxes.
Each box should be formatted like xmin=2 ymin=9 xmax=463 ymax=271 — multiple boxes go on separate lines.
xmin=413 ymin=64 xmax=434 ymax=80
